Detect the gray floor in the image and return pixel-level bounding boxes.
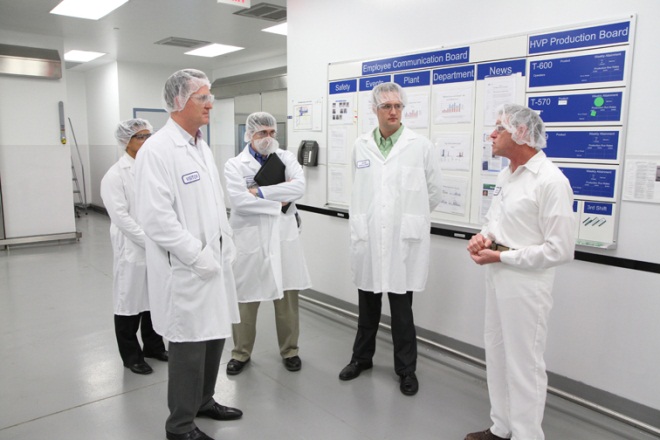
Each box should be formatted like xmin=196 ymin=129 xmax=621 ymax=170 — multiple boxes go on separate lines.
xmin=0 ymin=211 xmax=656 ymax=440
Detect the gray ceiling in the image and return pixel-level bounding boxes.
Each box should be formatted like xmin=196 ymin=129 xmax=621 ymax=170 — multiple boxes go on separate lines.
xmin=0 ymin=0 xmax=287 ymax=73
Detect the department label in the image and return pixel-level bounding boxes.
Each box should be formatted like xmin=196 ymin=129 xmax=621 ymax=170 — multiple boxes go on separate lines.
xmin=529 ymin=21 xmax=631 ymax=54
xmin=359 ymin=75 xmax=391 ymax=91
xmin=545 ymin=130 xmax=619 ymax=160
xmin=329 ymin=79 xmax=357 ymax=95
xmin=559 ymin=167 xmax=616 ymax=199
xmin=433 ymin=65 xmax=475 ymax=85
xmin=528 ymin=91 xmax=623 ymax=123
xmin=477 ymin=59 xmax=526 ymax=79
xmin=394 ymin=71 xmax=431 ymax=88
xmin=529 ymin=50 xmax=625 ymax=88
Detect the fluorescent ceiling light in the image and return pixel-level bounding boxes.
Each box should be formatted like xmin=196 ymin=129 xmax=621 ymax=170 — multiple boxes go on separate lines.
xmin=64 ymin=50 xmax=106 ymax=62
xmin=185 ymin=43 xmax=244 ymax=58
xmin=50 ymin=0 xmax=129 ymax=20
xmin=262 ymin=23 xmax=287 ymax=36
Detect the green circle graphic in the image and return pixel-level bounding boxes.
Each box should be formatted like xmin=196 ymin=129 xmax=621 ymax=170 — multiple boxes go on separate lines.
xmin=593 ymin=97 xmax=605 ymax=107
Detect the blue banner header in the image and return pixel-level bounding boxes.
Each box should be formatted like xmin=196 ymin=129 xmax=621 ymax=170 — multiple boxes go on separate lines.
xmin=529 ymin=21 xmax=631 ymax=54
xmin=362 ymin=47 xmax=469 ymax=76
xmin=477 ymin=59 xmax=526 ymax=80
xmin=393 ymin=71 xmax=431 ymax=88
xmin=329 ymin=79 xmax=357 ymax=95
xmin=359 ymin=75 xmax=391 ymax=91
xmin=433 ymin=65 xmax=475 ymax=85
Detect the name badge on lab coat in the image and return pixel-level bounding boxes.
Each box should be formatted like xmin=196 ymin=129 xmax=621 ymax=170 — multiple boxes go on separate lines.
xmin=182 ymin=171 xmax=200 ymax=184
xmin=493 ymin=186 xmax=501 ymax=196
xmin=357 ymin=159 xmax=370 ymax=169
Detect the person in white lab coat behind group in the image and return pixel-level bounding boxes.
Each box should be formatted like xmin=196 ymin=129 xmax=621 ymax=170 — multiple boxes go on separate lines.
xmin=338 ymin=82 xmax=442 ymax=397
xmin=223 ymin=112 xmax=312 ymax=376
xmin=100 ymin=118 xmax=167 ymax=376
xmin=135 ymin=69 xmax=242 ymax=440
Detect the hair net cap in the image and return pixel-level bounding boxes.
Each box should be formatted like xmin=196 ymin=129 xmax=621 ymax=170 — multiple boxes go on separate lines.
xmin=497 ymin=104 xmax=547 ymax=149
xmin=244 ymin=112 xmax=277 ymax=142
xmin=371 ymin=82 xmax=407 ymax=112
xmin=115 ymin=118 xmax=153 ymax=147
xmin=163 ymin=69 xmax=211 ymax=113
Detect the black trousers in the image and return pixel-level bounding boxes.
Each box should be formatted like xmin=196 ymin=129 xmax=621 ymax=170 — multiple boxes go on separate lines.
xmin=166 ymin=339 xmax=225 ymax=434
xmin=114 ymin=311 xmax=165 ymax=366
xmin=350 ymin=289 xmax=417 ymax=375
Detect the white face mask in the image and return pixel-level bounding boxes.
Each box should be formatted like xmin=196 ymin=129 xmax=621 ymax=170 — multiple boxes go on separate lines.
xmin=253 ymin=137 xmax=279 ymax=155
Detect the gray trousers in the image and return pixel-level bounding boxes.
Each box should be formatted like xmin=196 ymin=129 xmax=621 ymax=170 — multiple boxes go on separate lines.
xmin=231 ymin=290 xmax=299 ymax=361
xmin=166 ymin=339 xmax=225 ymax=434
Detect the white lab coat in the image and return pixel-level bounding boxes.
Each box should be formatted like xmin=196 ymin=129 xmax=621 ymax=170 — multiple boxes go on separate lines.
xmin=100 ymin=153 xmax=149 ymax=315
xmin=349 ymin=126 xmax=442 ymax=294
xmin=224 ymin=146 xmax=312 ymax=302
xmin=134 ymin=118 xmax=239 ymax=342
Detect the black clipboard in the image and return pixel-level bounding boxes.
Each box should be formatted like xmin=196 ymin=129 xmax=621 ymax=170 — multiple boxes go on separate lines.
xmin=253 ymin=153 xmax=290 ymax=213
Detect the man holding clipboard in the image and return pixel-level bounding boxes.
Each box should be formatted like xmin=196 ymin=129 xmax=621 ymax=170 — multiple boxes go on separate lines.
xmin=224 ymin=112 xmax=312 ymax=375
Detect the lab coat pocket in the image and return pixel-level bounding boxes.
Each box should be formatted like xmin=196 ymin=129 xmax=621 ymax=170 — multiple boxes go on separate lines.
xmin=124 ymin=239 xmax=145 ymax=263
xmin=280 ymin=216 xmax=299 ymax=242
xmin=234 ymin=226 xmax=260 ymax=254
xmin=350 ymin=214 xmax=369 ymax=243
xmin=400 ymin=214 xmax=428 ymax=241
xmin=191 ymin=243 xmax=221 ymax=280
xmin=401 ymin=166 xmax=425 ymax=192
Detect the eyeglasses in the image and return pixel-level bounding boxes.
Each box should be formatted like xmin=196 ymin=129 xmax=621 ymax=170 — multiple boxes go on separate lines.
xmin=377 ymin=103 xmax=405 ymax=111
xmin=132 ymin=133 xmax=152 ymax=140
xmin=494 ymin=124 xmax=507 ymax=133
xmin=254 ymin=129 xmax=277 ymax=138
xmin=190 ymin=94 xmax=215 ymax=105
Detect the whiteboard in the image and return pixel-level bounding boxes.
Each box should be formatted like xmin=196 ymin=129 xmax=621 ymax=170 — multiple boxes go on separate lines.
xmin=325 ymin=16 xmax=636 ymax=249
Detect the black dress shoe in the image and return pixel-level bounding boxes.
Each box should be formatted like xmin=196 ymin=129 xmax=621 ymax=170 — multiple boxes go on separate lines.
xmin=338 ymin=360 xmax=373 ymax=381
xmin=197 ymin=402 xmax=243 ymax=421
xmin=126 ymin=362 xmax=153 ymax=375
xmin=145 ymin=350 xmax=169 ymax=362
xmin=226 ymin=358 xmax=249 ymax=376
xmin=166 ymin=427 xmax=214 ymax=440
xmin=283 ymin=355 xmax=302 ymax=372
xmin=399 ymin=372 xmax=419 ymax=396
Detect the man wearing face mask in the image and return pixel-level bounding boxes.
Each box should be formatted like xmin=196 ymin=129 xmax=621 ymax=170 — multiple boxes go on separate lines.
xmin=223 ymin=112 xmax=312 ymax=375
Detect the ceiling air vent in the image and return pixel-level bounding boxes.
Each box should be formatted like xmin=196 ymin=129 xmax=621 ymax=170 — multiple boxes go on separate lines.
xmin=233 ymin=2 xmax=286 ymax=22
xmin=154 ymin=37 xmax=210 ymax=49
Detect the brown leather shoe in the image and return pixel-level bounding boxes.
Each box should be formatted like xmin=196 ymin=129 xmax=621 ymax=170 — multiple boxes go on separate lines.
xmin=464 ymin=428 xmax=510 ymax=440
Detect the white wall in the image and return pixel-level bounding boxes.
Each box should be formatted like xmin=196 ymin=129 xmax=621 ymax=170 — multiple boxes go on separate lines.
xmin=0 ymin=30 xmax=76 ymax=238
xmin=288 ymin=0 xmax=660 ymax=414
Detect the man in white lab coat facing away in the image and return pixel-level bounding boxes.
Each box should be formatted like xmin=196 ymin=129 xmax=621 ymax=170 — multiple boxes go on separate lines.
xmin=223 ymin=112 xmax=312 ymax=376
xmin=339 ymin=82 xmax=442 ymax=396
xmin=135 ymin=69 xmax=242 ymax=440
xmin=100 ymin=118 xmax=167 ymax=376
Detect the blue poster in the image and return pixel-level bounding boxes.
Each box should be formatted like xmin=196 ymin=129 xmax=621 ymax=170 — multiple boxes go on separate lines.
xmin=529 ymin=50 xmax=625 ymax=88
xmin=559 ymin=167 xmax=616 ymax=199
xmin=545 ymin=130 xmax=619 ymax=160
xmin=359 ymin=75 xmax=391 ymax=91
xmin=329 ymin=79 xmax=357 ymax=95
xmin=528 ymin=92 xmax=623 ymax=123
xmin=529 ymin=21 xmax=631 ymax=54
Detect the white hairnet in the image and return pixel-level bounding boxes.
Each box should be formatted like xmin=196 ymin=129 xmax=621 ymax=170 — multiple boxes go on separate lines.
xmin=163 ymin=69 xmax=211 ymax=113
xmin=497 ymin=104 xmax=547 ymax=149
xmin=371 ymin=82 xmax=407 ymax=113
xmin=244 ymin=111 xmax=277 ymax=142
xmin=115 ymin=118 xmax=153 ymax=147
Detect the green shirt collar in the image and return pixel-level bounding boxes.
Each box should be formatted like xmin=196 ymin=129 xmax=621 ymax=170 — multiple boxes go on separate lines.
xmin=374 ymin=124 xmax=404 ymax=158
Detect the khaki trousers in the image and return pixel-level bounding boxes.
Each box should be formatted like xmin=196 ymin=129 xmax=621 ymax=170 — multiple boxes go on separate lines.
xmin=231 ymin=290 xmax=300 ymax=361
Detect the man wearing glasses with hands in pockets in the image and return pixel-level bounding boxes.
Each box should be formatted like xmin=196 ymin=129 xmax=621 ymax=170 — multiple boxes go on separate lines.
xmin=339 ymin=82 xmax=442 ymax=396
xmin=135 ymin=69 xmax=242 ymax=440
